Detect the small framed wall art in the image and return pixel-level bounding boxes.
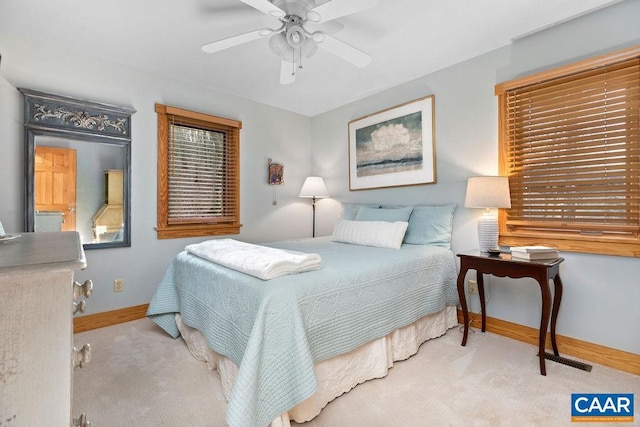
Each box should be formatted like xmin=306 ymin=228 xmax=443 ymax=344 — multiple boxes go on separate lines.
xmin=348 ymin=95 xmax=436 ymax=190
xmin=268 ymin=160 xmax=284 ymax=186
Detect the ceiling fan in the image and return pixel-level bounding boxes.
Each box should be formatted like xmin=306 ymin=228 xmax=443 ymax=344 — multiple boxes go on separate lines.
xmin=201 ymin=0 xmax=379 ymax=84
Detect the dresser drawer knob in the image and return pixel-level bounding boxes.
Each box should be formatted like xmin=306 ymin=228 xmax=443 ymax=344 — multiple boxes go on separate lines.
xmin=73 ymin=279 xmax=93 ymax=300
xmin=73 ymin=299 xmax=87 ymax=315
xmin=72 ymin=343 xmax=91 ymax=369
xmin=72 ymin=413 xmax=90 ymax=427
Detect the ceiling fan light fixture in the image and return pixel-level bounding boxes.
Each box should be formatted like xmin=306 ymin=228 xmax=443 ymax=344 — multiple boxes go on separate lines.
xmin=270 ymin=32 xmax=317 ymax=64
xmin=312 ymin=31 xmax=326 ymax=43
xmin=286 ymin=25 xmax=306 ymax=48
xmin=268 ymin=32 xmax=289 ymax=57
xmin=303 ymin=37 xmax=319 ymax=59
xmin=306 ymin=10 xmax=321 ymax=22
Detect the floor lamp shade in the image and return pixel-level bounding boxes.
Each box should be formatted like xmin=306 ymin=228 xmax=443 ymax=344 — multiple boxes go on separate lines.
xmin=299 ymin=177 xmax=329 ymax=237
xmin=298 ymin=177 xmax=329 ymax=199
xmin=464 ymin=176 xmax=511 ymax=251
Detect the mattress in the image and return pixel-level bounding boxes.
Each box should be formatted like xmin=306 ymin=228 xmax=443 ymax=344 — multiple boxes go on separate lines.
xmin=148 ymin=237 xmax=458 ymax=426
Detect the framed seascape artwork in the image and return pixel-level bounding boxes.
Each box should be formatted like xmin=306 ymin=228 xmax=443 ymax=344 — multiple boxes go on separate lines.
xmin=348 ymin=95 xmax=436 ymax=190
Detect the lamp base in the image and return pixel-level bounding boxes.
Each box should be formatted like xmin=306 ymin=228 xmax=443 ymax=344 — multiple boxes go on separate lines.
xmin=477 ymin=211 xmax=499 ymax=252
xmin=311 ymin=196 xmax=316 ymax=238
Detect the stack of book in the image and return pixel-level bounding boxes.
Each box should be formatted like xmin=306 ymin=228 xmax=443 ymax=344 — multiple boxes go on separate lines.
xmin=510 ymin=245 xmax=559 ymax=260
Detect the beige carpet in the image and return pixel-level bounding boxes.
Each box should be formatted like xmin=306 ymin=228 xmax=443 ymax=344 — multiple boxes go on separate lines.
xmin=72 ymin=318 xmax=639 ymax=427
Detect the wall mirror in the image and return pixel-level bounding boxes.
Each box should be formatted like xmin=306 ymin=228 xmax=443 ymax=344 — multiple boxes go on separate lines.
xmin=20 ymin=88 xmax=135 ymax=249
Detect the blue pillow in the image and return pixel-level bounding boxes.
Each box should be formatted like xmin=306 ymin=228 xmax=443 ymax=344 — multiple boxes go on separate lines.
xmin=403 ymin=204 xmax=456 ymax=247
xmin=340 ymin=203 xmax=381 ymax=220
xmin=355 ymin=206 xmax=413 ymax=222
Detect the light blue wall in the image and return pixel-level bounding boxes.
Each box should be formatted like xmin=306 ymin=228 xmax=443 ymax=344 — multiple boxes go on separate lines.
xmin=0 ymin=0 xmax=638 ymax=356
xmin=0 ymin=38 xmax=314 ymax=316
xmin=310 ymin=0 xmax=640 ymax=354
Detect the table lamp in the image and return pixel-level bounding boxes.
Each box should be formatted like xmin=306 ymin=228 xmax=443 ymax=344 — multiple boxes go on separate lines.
xmin=464 ymin=176 xmax=511 ymax=251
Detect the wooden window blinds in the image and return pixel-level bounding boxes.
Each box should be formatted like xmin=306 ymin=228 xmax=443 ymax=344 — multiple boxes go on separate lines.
xmin=496 ymin=46 xmax=640 ymax=257
xmin=156 ymin=104 xmax=241 ymax=239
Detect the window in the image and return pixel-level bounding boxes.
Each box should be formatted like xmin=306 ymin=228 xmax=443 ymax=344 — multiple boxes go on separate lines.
xmin=496 ymin=46 xmax=640 ymax=257
xmin=155 ymin=103 xmax=241 ymax=239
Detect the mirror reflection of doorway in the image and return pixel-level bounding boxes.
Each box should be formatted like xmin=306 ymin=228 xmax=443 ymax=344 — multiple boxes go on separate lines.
xmin=22 ymin=87 xmax=134 ymax=249
xmin=34 ymin=146 xmax=77 ymax=231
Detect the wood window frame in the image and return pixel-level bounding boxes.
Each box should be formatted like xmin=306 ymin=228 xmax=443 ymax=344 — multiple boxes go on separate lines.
xmin=155 ymin=103 xmax=242 ymax=239
xmin=496 ymin=46 xmax=640 ymax=257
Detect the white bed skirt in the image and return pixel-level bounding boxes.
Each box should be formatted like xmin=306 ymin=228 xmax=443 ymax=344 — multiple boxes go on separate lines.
xmin=176 ymin=305 xmax=458 ymax=426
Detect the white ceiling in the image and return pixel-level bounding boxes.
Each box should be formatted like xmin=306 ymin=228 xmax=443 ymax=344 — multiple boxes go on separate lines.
xmin=0 ymin=0 xmax=621 ymax=117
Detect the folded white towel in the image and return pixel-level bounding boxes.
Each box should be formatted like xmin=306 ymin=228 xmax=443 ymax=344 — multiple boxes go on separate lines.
xmin=185 ymin=239 xmax=321 ymax=280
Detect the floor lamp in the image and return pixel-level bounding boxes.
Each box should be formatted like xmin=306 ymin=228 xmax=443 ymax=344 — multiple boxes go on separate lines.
xmin=299 ymin=177 xmax=329 ymax=238
xmin=464 ymin=176 xmax=511 ymax=252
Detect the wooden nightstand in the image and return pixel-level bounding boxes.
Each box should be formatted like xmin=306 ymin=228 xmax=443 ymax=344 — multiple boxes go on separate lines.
xmin=456 ymin=251 xmax=564 ymax=375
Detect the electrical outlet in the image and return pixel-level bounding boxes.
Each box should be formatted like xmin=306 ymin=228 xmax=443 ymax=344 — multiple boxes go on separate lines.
xmin=468 ymin=279 xmax=478 ymax=294
xmin=114 ymin=279 xmax=124 ymax=293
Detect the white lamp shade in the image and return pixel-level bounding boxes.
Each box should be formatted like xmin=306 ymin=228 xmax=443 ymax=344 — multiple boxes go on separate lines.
xmin=299 ymin=177 xmax=329 ymax=198
xmin=464 ymin=176 xmax=511 ymax=252
xmin=464 ymin=176 xmax=511 ymax=209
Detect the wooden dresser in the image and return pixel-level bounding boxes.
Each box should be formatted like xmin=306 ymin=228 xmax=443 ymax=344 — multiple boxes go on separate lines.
xmin=0 ymin=232 xmax=91 ymax=426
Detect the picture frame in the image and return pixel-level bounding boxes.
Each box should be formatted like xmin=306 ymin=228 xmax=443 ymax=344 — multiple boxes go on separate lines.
xmin=348 ymin=95 xmax=436 ymax=191
xmin=268 ymin=162 xmax=284 ymax=186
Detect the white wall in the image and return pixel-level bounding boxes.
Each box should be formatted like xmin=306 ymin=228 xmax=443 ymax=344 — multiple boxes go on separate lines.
xmin=0 ymin=37 xmax=314 ymax=315
xmin=310 ymin=0 xmax=640 ymax=355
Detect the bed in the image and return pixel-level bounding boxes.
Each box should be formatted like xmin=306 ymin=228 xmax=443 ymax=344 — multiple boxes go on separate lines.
xmin=147 ymin=204 xmax=459 ymax=427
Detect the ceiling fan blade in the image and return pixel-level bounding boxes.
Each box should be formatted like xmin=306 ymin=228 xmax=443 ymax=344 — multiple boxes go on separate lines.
xmin=316 ymin=33 xmax=371 ymax=68
xmin=308 ymin=0 xmax=380 ymax=23
xmin=201 ymin=29 xmax=269 ymax=53
xmin=280 ymin=59 xmax=296 ymax=85
xmin=240 ymin=0 xmax=286 ymax=18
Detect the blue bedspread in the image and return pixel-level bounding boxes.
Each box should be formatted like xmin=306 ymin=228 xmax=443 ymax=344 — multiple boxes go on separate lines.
xmin=147 ymin=237 xmax=458 ymax=427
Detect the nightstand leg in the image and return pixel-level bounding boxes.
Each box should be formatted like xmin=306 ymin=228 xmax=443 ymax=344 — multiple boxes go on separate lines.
xmin=551 ymin=274 xmax=563 ymax=356
xmin=477 ymin=273 xmax=486 ymax=332
xmin=457 ymin=266 xmax=470 ymax=346
xmin=537 ymin=275 xmax=552 ymax=376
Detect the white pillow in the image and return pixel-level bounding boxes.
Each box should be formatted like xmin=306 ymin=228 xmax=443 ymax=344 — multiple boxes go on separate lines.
xmin=331 ymin=219 xmax=409 ymax=249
